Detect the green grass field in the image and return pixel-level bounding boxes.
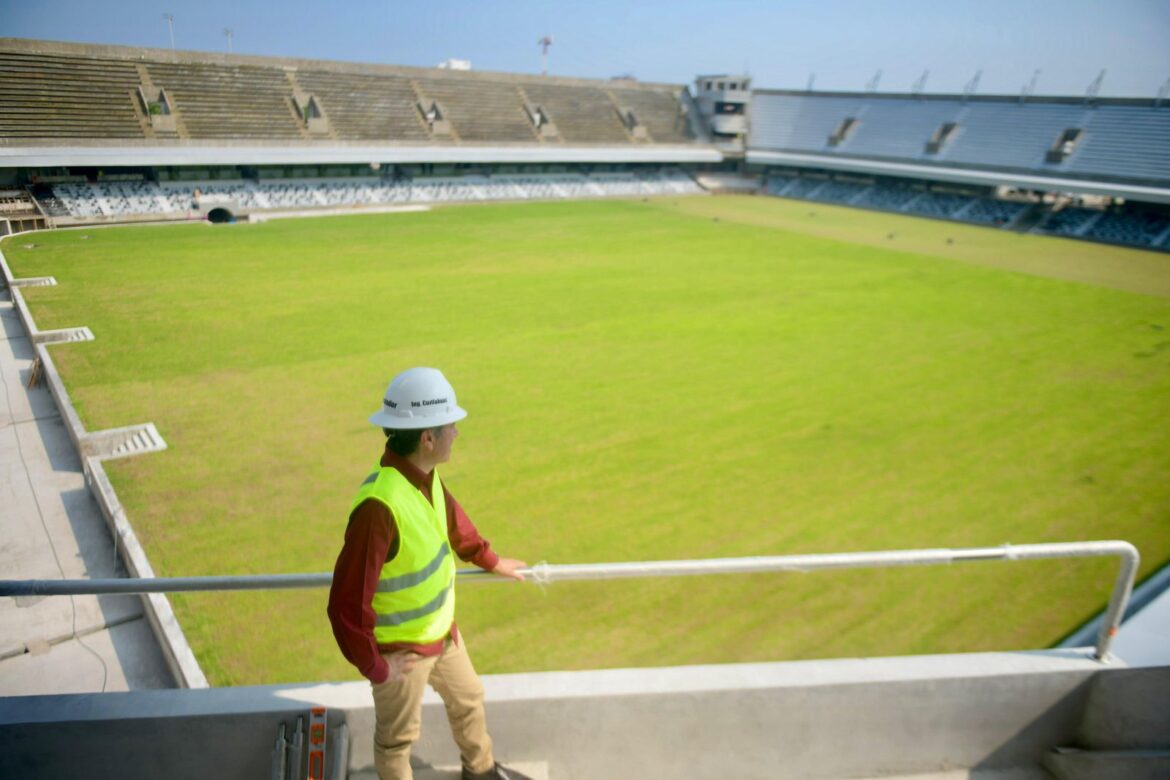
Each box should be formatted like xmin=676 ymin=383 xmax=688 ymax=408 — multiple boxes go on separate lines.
xmin=5 ymin=195 xmax=1170 ymax=686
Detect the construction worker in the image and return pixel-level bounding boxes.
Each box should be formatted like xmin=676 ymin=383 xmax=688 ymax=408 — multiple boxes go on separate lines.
xmin=327 ymin=367 xmax=533 ymax=780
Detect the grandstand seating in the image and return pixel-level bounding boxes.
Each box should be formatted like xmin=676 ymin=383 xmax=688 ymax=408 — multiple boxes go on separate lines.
xmin=41 ymin=171 xmax=704 ymax=219
xmin=520 ymin=84 xmax=631 ymax=144
xmin=750 ymin=92 xmax=1170 ymax=185
xmin=143 ymin=61 xmax=304 ymax=139
xmin=0 ymin=40 xmax=698 ymax=147
xmin=765 ymin=175 xmax=1035 ymax=229
xmin=1038 ymin=207 xmax=1100 ymax=237
xmin=765 ymin=174 xmax=1170 ymax=249
xmin=1070 ymin=106 xmax=1170 ymax=182
xmin=413 ymin=77 xmax=541 ymax=143
xmin=610 ymin=86 xmax=694 ymax=143
xmin=850 ymin=183 xmax=922 ymax=212
xmin=1082 ymin=210 xmax=1170 ymax=247
xmin=0 ymin=50 xmax=144 ymax=139
xmin=290 ymin=70 xmax=430 ymax=142
xmin=961 ymin=198 xmax=1027 ymax=226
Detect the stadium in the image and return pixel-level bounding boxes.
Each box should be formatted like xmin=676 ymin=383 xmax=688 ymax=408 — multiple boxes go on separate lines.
xmin=1 ymin=28 xmax=1168 ymax=780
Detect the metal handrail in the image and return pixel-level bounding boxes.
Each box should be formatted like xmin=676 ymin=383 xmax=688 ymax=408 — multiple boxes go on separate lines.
xmin=0 ymin=541 xmax=1139 ymax=662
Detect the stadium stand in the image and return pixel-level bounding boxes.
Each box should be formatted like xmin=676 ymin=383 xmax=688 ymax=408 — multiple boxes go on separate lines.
xmin=750 ymin=91 xmax=1170 ymax=186
xmin=1081 ymin=209 xmax=1170 ymax=247
xmin=44 ymin=171 xmax=705 ymax=220
xmin=610 ymin=86 xmax=696 ymax=144
xmin=749 ymin=89 xmax=1170 ymax=250
xmin=289 ymin=70 xmax=430 ymax=142
xmin=1070 ymin=105 xmax=1170 ymax=181
xmin=518 ymin=83 xmax=632 ymax=144
xmin=1 ymin=38 xmax=1167 ymax=251
xmin=0 ymin=50 xmax=144 ymax=139
xmin=413 ymin=77 xmax=539 ymax=143
xmin=0 ymin=39 xmax=697 ymax=147
xmin=142 ymin=61 xmax=306 ymax=140
xmin=765 ymin=174 xmax=1036 ymax=229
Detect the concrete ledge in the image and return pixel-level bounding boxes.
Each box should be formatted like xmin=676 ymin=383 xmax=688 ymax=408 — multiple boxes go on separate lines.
xmin=0 ymin=243 xmax=205 ymax=690
xmin=0 ymin=650 xmax=1118 ymax=780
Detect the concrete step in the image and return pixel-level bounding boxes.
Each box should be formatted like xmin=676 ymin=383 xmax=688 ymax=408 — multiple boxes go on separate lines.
xmin=1075 ymin=666 xmax=1170 ymax=750
xmin=845 ymin=767 xmax=1052 ymax=779
xmin=348 ymin=761 xmax=547 ymax=780
xmin=1044 ymin=747 xmax=1170 ymax=780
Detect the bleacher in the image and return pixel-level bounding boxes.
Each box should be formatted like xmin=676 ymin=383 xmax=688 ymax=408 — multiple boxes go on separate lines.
xmin=290 ymin=70 xmax=430 ymax=142
xmin=42 ymin=170 xmax=705 ymax=219
xmin=0 ymin=39 xmax=700 ymax=149
xmin=750 ymin=91 xmax=1170 ymax=186
xmin=413 ymin=77 xmax=538 ymax=143
xmin=765 ymin=175 xmax=1036 ymax=229
xmin=961 ymin=197 xmax=1027 ymax=226
xmin=143 ymin=61 xmax=304 ymax=139
xmin=0 ymin=50 xmax=144 ymax=139
xmin=610 ymin=86 xmax=695 ymax=143
xmin=1069 ymin=106 xmax=1170 ymax=182
xmin=765 ymin=173 xmax=1170 ymax=249
xmin=751 ymin=89 xmax=1170 ymax=250
xmin=1039 ymin=207 xmax=1100 ymax=238
xmin=1082 ymin=210 xmax=1170 ymax=247
xmin=520 ymin=83 xmax=631 ymax=144
xmin=941 ymin=102 xmax=1092 ymax=170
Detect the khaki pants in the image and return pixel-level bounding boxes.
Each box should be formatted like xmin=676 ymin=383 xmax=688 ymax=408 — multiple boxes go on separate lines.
xmin=372 ymin=636 xmax=494 ymax=780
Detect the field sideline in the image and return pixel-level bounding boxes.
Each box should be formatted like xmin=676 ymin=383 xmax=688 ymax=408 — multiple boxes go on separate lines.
xmin=5 ymin=195 xmax=1169 ymax=686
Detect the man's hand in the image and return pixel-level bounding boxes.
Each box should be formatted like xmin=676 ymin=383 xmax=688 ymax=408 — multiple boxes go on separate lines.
xmin=380 ymin=651 xmax=421 ymax=684
xmin=491 ymin=557 xmax=528 ymax=582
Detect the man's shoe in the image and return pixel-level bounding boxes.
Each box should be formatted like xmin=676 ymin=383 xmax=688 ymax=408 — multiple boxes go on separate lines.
xmin=461 ymin=762 xmax=534 ymax=780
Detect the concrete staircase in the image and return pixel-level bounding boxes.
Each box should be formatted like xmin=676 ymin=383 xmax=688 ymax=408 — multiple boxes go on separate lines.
xmin=1043 ymin=666 xmax=1170 ymax=780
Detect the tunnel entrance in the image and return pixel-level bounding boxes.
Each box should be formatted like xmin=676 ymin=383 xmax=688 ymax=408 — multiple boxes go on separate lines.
xmin=207 ymin=207 xmax=234 ymax=224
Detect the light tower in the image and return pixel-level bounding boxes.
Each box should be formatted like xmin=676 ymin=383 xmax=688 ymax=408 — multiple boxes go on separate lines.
xmin=163 ymin=13 xmax=175 ymax=51
xmin=223 ymin=28 xmax=234 ymax=54
xmin=537 ymin=35 xmax=553 ymax=76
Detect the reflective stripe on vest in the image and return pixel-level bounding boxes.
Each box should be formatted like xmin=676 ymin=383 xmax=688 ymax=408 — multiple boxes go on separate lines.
xmin=351 ymin=465 xmax=456 ymax=645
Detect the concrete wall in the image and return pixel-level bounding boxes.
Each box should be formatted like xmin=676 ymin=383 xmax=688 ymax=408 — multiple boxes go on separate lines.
xmin=0 ymin=649 xmax=1115 ymax=780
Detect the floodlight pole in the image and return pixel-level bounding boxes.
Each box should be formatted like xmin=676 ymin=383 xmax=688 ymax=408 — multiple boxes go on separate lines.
xmin=163 ymin=13 xmax=175 ymax=51
xmin=223 ymin=28 xmax=234 ymax=55
xmin=537 ymin=35 xmax=553 ymax=76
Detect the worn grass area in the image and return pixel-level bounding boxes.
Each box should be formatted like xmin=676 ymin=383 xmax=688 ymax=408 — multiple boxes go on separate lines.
xmin=4 ymin=195 xmax=1169 ymax=686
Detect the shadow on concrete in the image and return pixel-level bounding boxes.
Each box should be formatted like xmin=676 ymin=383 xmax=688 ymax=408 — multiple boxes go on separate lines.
xmin=972 ymin=665 xmax=1095 ymax=772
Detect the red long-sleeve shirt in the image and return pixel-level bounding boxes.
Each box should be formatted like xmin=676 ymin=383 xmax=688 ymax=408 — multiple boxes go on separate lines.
xmin=326 ymin=446 xmax=499 ymax=684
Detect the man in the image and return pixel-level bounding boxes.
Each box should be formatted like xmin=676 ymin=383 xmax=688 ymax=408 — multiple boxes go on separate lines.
xmin=328 ymin=367 xmax=533 ymax=780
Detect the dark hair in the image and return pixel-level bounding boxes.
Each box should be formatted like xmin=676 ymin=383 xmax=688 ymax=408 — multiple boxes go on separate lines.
xmin=383 ymin=426 xmax=445 ymax=457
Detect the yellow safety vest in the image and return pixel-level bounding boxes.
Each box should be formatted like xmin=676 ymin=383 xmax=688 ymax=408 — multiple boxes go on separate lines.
xmin=351 ymin=465 xmax=456 ymax=645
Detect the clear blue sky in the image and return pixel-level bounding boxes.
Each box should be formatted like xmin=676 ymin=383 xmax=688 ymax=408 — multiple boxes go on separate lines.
xmin=3 ymin=0 xmax=1168 ymax=97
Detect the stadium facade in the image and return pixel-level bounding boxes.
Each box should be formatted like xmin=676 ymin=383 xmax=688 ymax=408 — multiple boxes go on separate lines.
xmin=1 ymin=37 xmax=1169 ymax=250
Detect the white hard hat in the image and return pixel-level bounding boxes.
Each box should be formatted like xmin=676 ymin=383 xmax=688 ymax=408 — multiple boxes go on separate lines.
xmin=369 ymin=367 xmax=468 ymax=430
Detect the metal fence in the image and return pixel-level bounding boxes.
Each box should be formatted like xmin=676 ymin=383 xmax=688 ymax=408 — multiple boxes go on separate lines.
xmin=0 ymin=540 xmax=1139 ymax=661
